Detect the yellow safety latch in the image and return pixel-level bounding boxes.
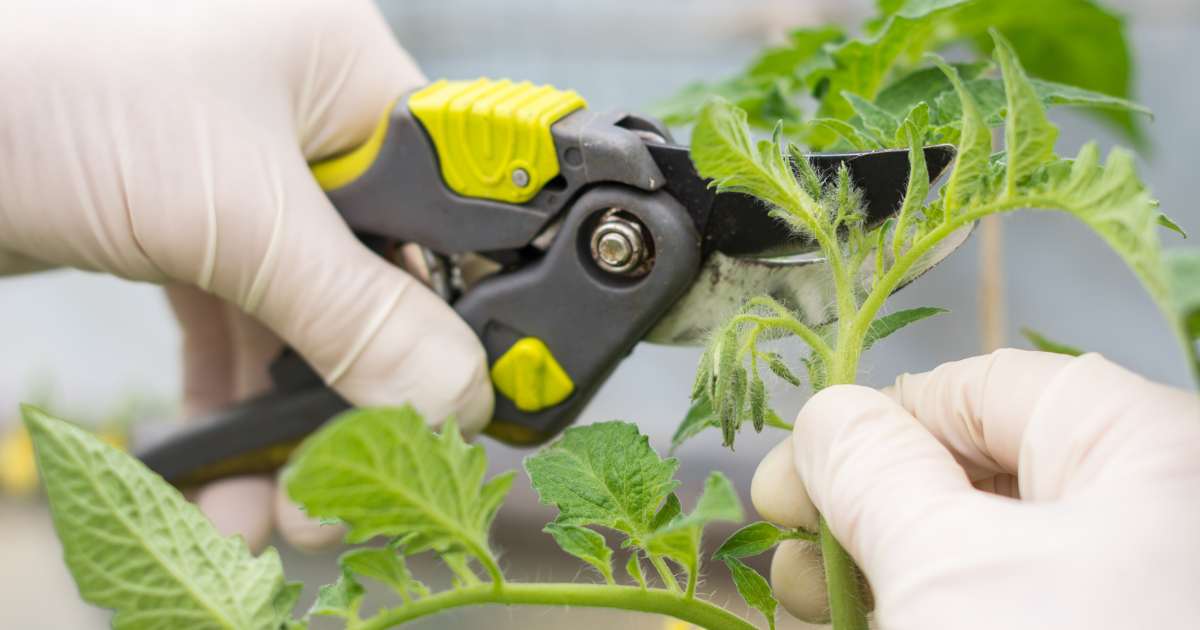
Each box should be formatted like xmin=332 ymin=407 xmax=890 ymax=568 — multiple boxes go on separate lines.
xmin=409 ymin=78 xmax=587 ymax=203
xmin=490 ymin=337 xmax=575 ymax=412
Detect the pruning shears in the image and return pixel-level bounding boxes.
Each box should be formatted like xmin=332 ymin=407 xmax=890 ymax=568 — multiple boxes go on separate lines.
xmin=136 ymin=78 xmax=965 ymax=485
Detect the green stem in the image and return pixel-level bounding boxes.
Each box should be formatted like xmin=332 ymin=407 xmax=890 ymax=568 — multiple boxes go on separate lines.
xmin=648 ymin=552 xmax=681 ymax=593
xmin=820 ymin=517 xmax=868 ymax=630
xmin=356 ymin=583 xmax=760 ymax=630
xmin=685 ymin=562 xmax=698 ymax=600
xmin=784 ymin=526 xmax=820 ymax=544
xmin=820 ymin=335 xmax=870 ymax=630
xmin=732 ymin=314 xmax=833 ymax=364
xmin=443 ymin=554 xmax=484 ymax=588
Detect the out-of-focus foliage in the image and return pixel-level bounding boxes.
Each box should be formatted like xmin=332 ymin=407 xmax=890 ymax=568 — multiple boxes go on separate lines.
xmin=649 ymin=0 xmax=1149 ymax=149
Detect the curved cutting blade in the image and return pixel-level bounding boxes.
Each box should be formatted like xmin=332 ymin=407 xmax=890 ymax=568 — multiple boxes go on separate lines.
xmin=644 ymin=222 xmax=975 ymax=345
xmin=647 ymin=143 xmax=957 ymax=259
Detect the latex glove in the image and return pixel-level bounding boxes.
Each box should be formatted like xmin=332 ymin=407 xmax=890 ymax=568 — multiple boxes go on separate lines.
xmin=752 ymin=349 xmax=1200 ymax=628
xmin=0 ymin=0 xmax=493 ymax=551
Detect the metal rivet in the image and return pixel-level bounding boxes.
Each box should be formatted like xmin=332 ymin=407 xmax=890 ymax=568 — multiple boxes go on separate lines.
xmin=511 ymin=168 xmax=530 ymax=188
xmin=590 ymin=214 xmax=646 ymax=275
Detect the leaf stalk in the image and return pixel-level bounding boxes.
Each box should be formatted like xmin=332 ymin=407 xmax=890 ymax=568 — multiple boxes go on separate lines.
xmin=355 ymin=583 xmax=760 ymax=630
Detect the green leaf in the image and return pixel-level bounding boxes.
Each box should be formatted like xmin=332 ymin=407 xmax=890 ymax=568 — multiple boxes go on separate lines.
xmin=647 ymin=75 xmax=803 ymax=131
xmin=749 ymin=377 xmax=767 ymax=432
xmin=713 ymin=522 xmax=786 ymax=560
xmin=22 ymin=405 xmax=293 ymax=630
xmin=812 ymin=118 xmax=884 ymax=151
xmin=892 ymin=122 xmax=930 ymax=256
xmin=689 ymin=471 xmax=745 ymax=524
xmin=748 ymin=26 xmax=847 ymax=77
xmin=843 ymin=92 xmax=901 ymax=140
xmin=1158 ymin=214 xmax=1187 ymax=238
xmin=524 ymin=421 xmax=681 ymax=540
xmin=308 ymin=567 xmax=365 ymax=620
xmin=670 ymin=397 xmax=719 ymax=455
xmin=273 ymin=582 xmax=305 ymax=625
xmin=894 ymin=103 xmax=930 ymax=147
xmin=803 ymin=354 xmax=827 ymax=393
xmin=863 ymin=307 xmax=950 ymax=351
xmin=544 ymin=523 xmax=616 ymax=584
xmin=725 ymin=557 xmax=778 ymax=630
xmin=928 ymin=53 xmax=995 ymax=214
xmin=763 ymin=351 xmax=802 ymax=386
xmin=1027 ymin=78 xmax=1151 ymax=119
xmin=873 ymin=61 xmax=992 ymax=122
xmin=726 ymin=365 xmax=750 ymax=447
xmin=1166 ymin=249 xmax=1200 ymax=383
xmin=283 ymin=406 xmax=512 ymax=576
xmin=1165 ymin=249 xmax=1200 ymax=342
xmin=713 ymin=325 xmax=741 ymax=445
xmin=933 ymin=76 xmax=1152 ymax=130
xmin=650 ymin=492 xmax=684 ymax=532
xmin=338 ymin=540 xmax=425 ymax=601
xmin=948 ymin=0 xmax=1139 ymax=141
xmin=626 ymin=551 xmax=647 ymax=589
xmin=691 ymin=344 xmax=714 ymax=402
xmin=992 ymin=29 xmax=1059 ymax=195
xmin=786 ymin=143 xmax=823 ymax=200
xmin=808 ymin=10 xmax=942 ymax=122
xmin=1040 ymin=143 xmax=1169 ymax=317
xmin=1021 ymin=328 xmax=1084 ymax=356
xmin=691 ymin=98 xmax=825 ymax=236
xmin=644 ymin=472 xmax=744 ymax=581
xmin=281 ymin=616 xmax=308 ymax=630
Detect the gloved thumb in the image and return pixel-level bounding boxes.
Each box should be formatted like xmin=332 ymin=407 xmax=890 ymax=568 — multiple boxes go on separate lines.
xmin=764 ymin=385 xmax=982 ymax=592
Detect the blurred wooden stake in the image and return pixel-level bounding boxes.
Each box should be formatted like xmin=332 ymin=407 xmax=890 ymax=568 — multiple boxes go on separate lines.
xmin=979 ymin=213 xmax=1006 ymax=353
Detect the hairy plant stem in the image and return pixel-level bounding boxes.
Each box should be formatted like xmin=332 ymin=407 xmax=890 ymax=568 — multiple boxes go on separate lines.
xmin=648 ymin=552 xmax=682 ymax=593
xmin=819 ymin=517 xmax=867 ymax=630
xmin=814 ymin=192 xmax=1024 ymax=629
xmin=355 ymin=583 xmax=760 ymax=630
xmin=820 ymin=337 xmax=869 ymax=630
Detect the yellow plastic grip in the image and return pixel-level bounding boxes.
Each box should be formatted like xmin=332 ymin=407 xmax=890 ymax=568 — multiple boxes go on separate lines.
xmin=489 ymin=337 xmax=575 ymax=412
xmin=409 ymin=78 xmax=587 ymax=203
xmin=310 ymin=102 xmax=394 ymax=192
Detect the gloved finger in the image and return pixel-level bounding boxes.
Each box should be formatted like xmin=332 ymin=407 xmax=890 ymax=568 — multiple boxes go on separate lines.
xmin=168 ymin=284 xmax=283 ymax=549
xmin=769 ymin=539 xmax=877 ymax=624
xmin=881 ymin=349 xmax=1200 ymax=500
xmin=879 ymin=349 xmax=1074 ymax=483
xmin=274 ymin=484 xmax=346 ymax=551
xmin=166 ymin=284 xmax=236 ymax=417
xmin=270 ymin=0 xmax=428 ymax=164
xmin=792 ymin=385 xmax=984 ymax=588
xmin=770 ymin=539 xmax=829 ymax=623
xmin=167 ymin=283 xmax=282 ymax=415
xmin=223 ymin=299 xmax=285 ymax=401
xmin=751 ymin=435 xmax=819 ymax=532
xmin=0 ymin=247 xmax=56 ymax=277
xmin=193 ymin=475 xmax=276 ymax=555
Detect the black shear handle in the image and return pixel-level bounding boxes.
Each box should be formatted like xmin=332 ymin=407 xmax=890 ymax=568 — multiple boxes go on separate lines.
xmin=135 ymin=184 xmax=699 ymax=484
xmin=458 ymin=184 xmax=700 ymax=443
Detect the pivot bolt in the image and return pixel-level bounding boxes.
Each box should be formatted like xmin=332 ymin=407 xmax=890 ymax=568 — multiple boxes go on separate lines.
xmin=511 ymin=168 xmax=531 ymax=188
xmin=590 ymin=214 xmax=647 ymax=275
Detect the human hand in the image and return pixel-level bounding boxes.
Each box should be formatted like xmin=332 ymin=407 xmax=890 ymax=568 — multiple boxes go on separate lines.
xmin=0 ymin=0 xmax=493 ymax=551
xmin=752 ymin=349 xmax=1200 ymax=628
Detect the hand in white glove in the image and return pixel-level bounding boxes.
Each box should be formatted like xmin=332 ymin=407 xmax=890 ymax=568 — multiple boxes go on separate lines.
xmin=0 ymin=0 xmax=493 ymax=551
xmin=752 ymin=349 xmax=1200 ymax=628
